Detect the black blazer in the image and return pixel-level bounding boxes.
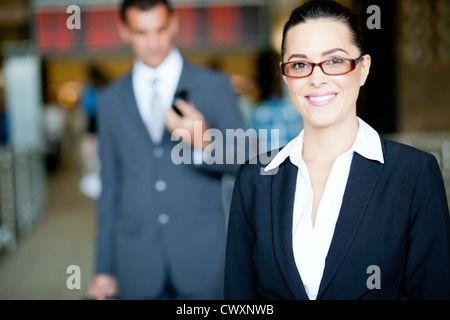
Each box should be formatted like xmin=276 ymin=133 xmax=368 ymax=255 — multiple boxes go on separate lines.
xmin=224 ymin=138 xmax=450 ymax=300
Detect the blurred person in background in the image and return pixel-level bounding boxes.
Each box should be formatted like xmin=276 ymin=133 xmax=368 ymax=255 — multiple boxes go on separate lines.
xmin=87 ymin=0 xmax=243 ymax=300
xmin=231 ymin=74 xmax=259 ymax=129
xmin=42 ymin=91 xmax=68 ymax=173
xmin=79 ymin=66 xmax=108 ymax=199
xmin=250 ymin=50 xmax=303 ymax=154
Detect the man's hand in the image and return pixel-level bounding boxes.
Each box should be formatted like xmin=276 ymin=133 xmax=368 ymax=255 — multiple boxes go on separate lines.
xmin=87 ymin=274 xmax=118 ymax=300
xmin=165 ymin=100 xmax=211 ymax=151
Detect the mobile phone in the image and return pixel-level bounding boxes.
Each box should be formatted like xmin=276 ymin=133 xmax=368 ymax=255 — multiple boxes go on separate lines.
xmin=172 ymin=89 xmax=189 ymax=117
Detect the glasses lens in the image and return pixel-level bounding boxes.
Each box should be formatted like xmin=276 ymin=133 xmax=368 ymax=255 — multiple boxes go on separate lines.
xmin=322 ymin=58 xmax=352 ymax=75
xmin=284 ymin=61 xmax=311 ymax=78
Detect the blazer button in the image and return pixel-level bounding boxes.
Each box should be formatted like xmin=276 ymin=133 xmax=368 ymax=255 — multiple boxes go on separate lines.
xmin=154 ymin=180 xmax=167 ymax=192
xmin=158 ymin=213 xmax=169 ymax=225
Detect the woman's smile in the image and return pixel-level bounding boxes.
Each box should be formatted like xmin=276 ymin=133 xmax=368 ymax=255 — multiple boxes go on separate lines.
xmin=304 ymin=91 xmax=339 ymax=107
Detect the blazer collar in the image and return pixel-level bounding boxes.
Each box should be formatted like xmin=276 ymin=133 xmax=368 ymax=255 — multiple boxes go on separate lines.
xmin=271 ymin=159 xmax=309 ymax=300
xmin=265 ymin=117 xmax=384 ymax=173
xmin=270 ymin=146 xmax=384 ymax=300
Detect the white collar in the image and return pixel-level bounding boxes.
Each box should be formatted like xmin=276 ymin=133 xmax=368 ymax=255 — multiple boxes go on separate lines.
xmin=264 ymin=117 xmax=384 ymax=172
xmin=132 ymin=47 xmax=183 ymax=83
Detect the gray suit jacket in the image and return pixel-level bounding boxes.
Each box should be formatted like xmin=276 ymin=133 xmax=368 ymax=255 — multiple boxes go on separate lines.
xmin=95 ymin=61 xmax=243 ymax=299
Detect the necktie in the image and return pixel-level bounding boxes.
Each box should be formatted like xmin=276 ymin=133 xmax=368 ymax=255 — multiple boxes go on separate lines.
xmin=149 ymin=78 xmax=164 ymax=144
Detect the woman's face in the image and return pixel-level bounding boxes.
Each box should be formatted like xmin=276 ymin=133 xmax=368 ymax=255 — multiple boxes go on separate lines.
xmin=282 ymin=19 xmax=371 ymax=130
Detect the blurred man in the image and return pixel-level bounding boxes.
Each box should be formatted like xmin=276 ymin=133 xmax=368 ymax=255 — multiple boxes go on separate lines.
xmin=88 ymin=0 xmax=242 ymax=300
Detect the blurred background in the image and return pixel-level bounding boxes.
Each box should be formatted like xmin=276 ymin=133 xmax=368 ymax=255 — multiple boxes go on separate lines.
xmin=0 ymin=0 xmax=448 ymax=299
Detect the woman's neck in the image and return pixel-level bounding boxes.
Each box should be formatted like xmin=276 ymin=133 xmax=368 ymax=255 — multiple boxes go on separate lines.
xmin=302 ymin=116 xmax=359 ymax=163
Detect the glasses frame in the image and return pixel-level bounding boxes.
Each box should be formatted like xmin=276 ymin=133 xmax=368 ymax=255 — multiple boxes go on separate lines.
xmin=281 ymin=55 xmax=365 ymax=79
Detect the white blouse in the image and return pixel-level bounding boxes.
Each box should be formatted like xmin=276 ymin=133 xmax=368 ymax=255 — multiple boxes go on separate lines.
xmin=264 ymin=117 xmax=384 ymax=299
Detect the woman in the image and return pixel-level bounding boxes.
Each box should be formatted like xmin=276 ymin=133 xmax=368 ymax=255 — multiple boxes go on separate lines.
xmin=224 ymin=0 xmax=450 ymax=300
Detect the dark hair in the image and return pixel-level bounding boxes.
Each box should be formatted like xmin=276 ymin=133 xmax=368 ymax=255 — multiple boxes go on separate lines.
xmin=281 ymin=0 xmax=365 ymax=62
xmin=120 ymin=0 xmax=173 ymax=22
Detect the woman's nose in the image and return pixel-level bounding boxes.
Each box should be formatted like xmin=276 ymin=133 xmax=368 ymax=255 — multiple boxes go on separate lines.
xmin=308 ymin=65 xmax=328 ymax=87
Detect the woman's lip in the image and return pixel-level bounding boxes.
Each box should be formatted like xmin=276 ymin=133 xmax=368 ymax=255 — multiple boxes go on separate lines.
xmin=306 ymin=91 xmax=336 ymax=97
xmin=304 ymin=92 xmax=338 ymax=106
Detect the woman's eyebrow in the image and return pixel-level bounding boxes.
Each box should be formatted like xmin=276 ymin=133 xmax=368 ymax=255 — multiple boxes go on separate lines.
xmin=287 ymin=48 xmax=350 ymax=61
xmin=322 ymin=48 xmax=350 ymax=56
xmin=288 ymin=53 xmax=307 ymax=60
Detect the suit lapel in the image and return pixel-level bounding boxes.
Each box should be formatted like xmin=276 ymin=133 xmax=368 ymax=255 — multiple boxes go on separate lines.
xmin=175 ymin=62 xmax=189 ymax=93
xmin=160 ymin=62 xmax=190 ymax=145
xmin=271 ymin=159 xmax=309 ymax=300
xmin=317 ymin=152 xmax=383 ymax=299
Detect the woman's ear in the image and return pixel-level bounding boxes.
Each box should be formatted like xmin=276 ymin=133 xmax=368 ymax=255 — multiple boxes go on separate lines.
xmin=359 ymin=54 xmax=371 ymax=87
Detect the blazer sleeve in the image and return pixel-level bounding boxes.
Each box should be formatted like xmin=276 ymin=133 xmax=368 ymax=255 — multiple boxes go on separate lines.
xmin=94 ymin=90 xmax=119 ymax=275
xmin=224 ymin=165 xmax=260 ymax=299
xmin=405 ymin=153 xmax=450 ymax=299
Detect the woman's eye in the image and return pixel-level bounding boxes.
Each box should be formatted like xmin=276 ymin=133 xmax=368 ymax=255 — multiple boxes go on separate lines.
xmin=292 ymin=62 xmax=308 ymax=69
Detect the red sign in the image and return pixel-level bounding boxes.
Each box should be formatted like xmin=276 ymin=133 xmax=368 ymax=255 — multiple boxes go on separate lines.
xmin=83 ymin=10 xmax=123 ymax=52
xmin=35 ymin=5 xmax=267 ymax=55
xmin=207 ymin=7 xmax=242 ymax=47
xmin=36 ymin=11 xmax=77 ymax=53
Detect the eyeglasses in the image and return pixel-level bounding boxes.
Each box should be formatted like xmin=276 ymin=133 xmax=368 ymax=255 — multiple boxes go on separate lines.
xmin=281 ymin=56 xmax=364 ymax=79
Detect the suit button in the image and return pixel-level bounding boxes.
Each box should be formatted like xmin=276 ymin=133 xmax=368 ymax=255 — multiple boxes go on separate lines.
xmin=158 ymin=213 xmax=169 ymax=225
xmin=153 ymin=147 xmax=164 ymax=158
xmin=155 ymin=180 xmax=167 ymax=192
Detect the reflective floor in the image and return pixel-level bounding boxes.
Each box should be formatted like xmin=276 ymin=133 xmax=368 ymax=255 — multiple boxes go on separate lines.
xmin=0 ymin=150 xmax=96 ymax=300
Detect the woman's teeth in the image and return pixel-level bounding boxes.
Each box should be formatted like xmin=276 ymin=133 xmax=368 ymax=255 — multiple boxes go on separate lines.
xmin=308 ymin=94 xmax=336 ymax=102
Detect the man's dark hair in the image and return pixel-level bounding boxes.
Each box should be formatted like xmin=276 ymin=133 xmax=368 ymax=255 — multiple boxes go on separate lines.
xmin=120 ymin=0 xmax=173 ymax=22
xmin=281 ymin=0 xmax=365 ymax=61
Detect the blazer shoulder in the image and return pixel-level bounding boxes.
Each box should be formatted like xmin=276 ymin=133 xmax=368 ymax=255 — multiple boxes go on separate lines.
xmin=380 ymin=137 xmax=445 ymax=189
xmin=98 ymin=73 xmax=132 ymax=101
xmin=382 ymin=137 xmax=433 ymax=165
xmin=183 ymin=62 xmax=231 ymax=84
xmin=97 ymin=73 xmax=133 ymax=116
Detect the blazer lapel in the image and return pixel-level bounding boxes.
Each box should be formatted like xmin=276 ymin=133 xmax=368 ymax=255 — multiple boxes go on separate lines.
xmin=175 ymin=62 xmax=189 ymax=92
xmin=159 ymin=62 xmax=189 ymax=145
xmin=271 ymin=159 xmax=309 ymax=300
xmin=317 ymin=152 xmax=384 ymax=299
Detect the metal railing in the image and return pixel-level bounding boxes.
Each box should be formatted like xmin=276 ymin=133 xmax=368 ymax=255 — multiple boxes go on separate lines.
xmin=0 ymin=146 xmax=47 ymax=252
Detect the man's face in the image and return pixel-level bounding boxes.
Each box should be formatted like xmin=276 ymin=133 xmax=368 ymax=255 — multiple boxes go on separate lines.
xmin=120 ymin=3 xmax=178 ymax=69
